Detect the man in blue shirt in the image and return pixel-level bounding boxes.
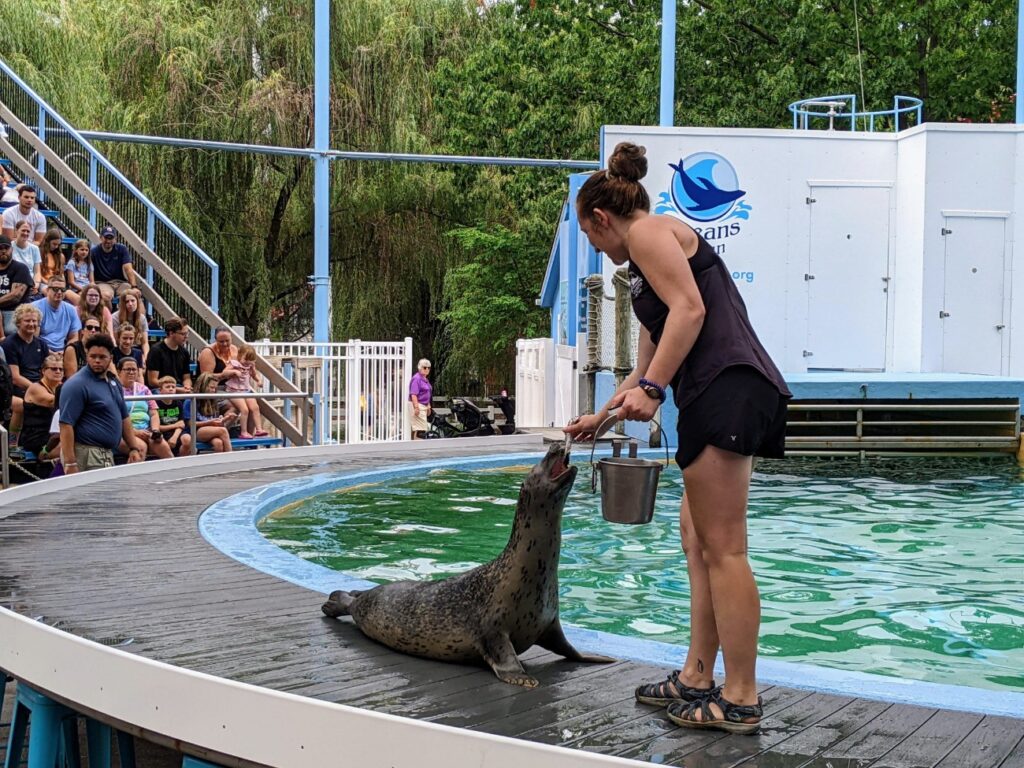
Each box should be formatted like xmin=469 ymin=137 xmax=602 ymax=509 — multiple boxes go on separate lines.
xmin=32 ymin=277 xmax=81 ymax=352
xmin=90 ymin=225 xmax=137 ymax=304
xmin=59 ymin=333 xmax=146 ymax=473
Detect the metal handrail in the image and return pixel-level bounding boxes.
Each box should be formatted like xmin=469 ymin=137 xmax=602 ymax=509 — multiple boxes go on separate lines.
xmin=1 ymin=423 xmax=8 ymax=489
xmin=0 ymin=57 xmax=220 ymax=312
xmin=788 ymin=94 xmax=924 ymax=132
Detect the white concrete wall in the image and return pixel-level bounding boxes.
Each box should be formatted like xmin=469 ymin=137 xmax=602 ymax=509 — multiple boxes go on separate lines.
xmin=587 ymin=123 xmax=1021 ymax=377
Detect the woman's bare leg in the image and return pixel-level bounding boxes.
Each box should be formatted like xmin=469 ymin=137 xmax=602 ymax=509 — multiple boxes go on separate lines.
xmin=677 ymin=492 xmax=720 ymax=689
xmin=682 ymin=445 xmax=760 ymax=715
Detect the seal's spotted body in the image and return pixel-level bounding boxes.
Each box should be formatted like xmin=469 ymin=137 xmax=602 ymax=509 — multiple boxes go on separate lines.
xmin=321 ymin=444 xmax=613 ymax=686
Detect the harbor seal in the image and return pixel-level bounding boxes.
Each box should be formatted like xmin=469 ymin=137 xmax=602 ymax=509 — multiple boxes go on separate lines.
xmin=320 ymin=443 xmax=614 ymax=687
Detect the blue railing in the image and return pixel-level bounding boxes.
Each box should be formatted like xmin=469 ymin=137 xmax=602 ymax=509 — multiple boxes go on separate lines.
xmin=789 ymin=94 xmax=923 ymax=133
xmin=0 ymin=58 xmax=220 ymax=332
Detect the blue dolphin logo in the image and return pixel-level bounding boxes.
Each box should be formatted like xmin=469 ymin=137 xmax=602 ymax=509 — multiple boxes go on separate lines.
xmin=670 ymin=159 xmax=746 ymax=213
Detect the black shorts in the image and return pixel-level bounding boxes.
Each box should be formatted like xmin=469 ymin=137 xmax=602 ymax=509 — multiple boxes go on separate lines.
xmin=675 ymin=365 xmax=788 ymax=470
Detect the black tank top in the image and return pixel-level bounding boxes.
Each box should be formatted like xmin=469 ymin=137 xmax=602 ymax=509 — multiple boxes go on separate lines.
xmin=21 ymin=400 xmax=55 ymax=455
xmin=629 ymin=231 xmax=791 ymax=409
xmin=67 ymin=341 xmax=86 ymax=371
xmin=212 ymin=353 xmax=226 ymax=375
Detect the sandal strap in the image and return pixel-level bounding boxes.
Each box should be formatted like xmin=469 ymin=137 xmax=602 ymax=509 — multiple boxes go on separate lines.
xmin=638 ymin=670 xmax=716 ymax=701
xmin=712 ymin=690 xmax=764 ymax=723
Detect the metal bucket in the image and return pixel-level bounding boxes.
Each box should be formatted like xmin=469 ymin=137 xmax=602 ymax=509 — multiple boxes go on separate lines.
xmin=587 ymin=416 xmax=671 ymax=525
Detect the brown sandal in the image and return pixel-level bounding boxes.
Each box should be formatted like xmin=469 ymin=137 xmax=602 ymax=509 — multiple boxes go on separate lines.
xmin=635 ymin=670 xmax=716 ymax=706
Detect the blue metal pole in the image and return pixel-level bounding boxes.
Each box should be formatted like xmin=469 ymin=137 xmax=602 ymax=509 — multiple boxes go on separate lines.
xmin=1018 ymin=0 xmax=1024 ymax=122
xmin=313 ymin=0 xmax=331 ymax=344
xmin=659 ymin=0 xmax=677 ymax=126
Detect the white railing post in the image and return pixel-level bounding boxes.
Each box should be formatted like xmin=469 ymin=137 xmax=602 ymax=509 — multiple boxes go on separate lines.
xmin=345 ymin=339 xmax=362 ymax=444
xmin=403 ymin=337 xmax=413 ymax=440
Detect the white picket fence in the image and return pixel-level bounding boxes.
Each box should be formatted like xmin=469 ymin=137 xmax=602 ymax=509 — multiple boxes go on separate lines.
xmin=515 ymin=339 xmax=577 ymax=428
xmin=254 ymin=338 xmax=413 ymax=444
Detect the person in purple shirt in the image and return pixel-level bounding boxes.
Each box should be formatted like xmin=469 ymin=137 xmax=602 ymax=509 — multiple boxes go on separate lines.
xmin=409 ymin=358 xmax=432 ymax=439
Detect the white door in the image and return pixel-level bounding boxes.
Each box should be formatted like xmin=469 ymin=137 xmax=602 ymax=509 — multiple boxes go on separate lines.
xmin=941 ymin=216 xmax=1006 ymax=374
xmin=553 ymin=344 xmax=577 ymax=428
xmin=806 ymin=185 xmax=891 ymax=370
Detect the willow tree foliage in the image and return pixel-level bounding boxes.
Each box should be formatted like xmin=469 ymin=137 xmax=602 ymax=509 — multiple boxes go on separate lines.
xmin=0 ymin=0 xmax=1017 ymax=393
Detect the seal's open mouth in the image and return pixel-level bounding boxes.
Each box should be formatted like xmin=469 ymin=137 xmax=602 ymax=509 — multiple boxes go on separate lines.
xmin=549 ymin=448 xmax=572 ymax=482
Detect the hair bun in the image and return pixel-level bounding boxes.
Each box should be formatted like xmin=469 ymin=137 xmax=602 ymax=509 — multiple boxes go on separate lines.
xmin=607 ymin=142 xmax=648 ymax=182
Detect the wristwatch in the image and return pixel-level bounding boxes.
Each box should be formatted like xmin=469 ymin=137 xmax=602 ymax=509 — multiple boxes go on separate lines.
xmin=638 ymin=377 xmax=666 ymax=403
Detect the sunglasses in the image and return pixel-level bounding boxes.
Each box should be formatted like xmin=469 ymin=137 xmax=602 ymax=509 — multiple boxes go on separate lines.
xmin=49 ymin=287 xmax=65 ymax=293
xmin=84 ymin=324 xmax=101 ymax=331
xmin=44 ymin=367 xmax=63 ymax=373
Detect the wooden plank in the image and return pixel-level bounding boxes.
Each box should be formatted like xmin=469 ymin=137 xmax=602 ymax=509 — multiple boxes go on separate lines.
xmin=933 ymin=717 xmax=1024 ymax=768
xmin=797 ymin=704 xmax=937 ymax=768
xmin=867 ymin=709 xmax=983 ymax=768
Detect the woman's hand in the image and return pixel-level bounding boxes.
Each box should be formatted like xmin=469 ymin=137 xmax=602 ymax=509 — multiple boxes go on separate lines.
xmin=563 ymin=413 xmax=607 ymax=442
xmin=609 ymin=387 xmax=660 ymax=423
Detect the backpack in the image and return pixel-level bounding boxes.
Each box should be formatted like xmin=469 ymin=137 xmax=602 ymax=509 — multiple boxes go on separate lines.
xmin=0 ymin=352 xmax=12 ymax=426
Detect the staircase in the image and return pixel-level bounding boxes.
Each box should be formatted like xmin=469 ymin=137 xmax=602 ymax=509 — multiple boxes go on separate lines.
xmin=0 ymin=59 xmax=309 ymax=445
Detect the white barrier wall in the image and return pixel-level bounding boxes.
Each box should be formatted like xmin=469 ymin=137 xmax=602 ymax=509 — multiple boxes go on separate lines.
xmin=574 ymin=123 xmax=1024 ymax=376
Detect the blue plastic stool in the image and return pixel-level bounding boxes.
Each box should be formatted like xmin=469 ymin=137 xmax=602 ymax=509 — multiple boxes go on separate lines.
xmin=182 ymin=757 xmax=226 ymax=767
xmin=4 ymin=683 xmax=135 ymax=768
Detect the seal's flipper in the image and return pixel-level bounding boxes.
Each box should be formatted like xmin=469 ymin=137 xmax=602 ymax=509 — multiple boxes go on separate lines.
xmin=478 ymin=633 xmax=538 ymax=688
xmin=536 ymin=618 xmax=616 ymax=664
xmin=321 ymin=590 xmax=358 ymax=618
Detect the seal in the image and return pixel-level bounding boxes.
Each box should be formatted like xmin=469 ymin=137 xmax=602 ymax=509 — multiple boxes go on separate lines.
xmin=321 ymin=443 xmax=614 ymax=687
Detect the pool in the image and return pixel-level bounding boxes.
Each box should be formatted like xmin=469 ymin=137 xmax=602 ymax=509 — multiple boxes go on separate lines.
xmin=258 ymin=455 xmax=1024 ymax=694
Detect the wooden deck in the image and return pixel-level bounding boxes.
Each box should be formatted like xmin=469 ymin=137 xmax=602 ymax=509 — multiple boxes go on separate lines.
xmin=1 ymin=441 xmax=1022 ymax=767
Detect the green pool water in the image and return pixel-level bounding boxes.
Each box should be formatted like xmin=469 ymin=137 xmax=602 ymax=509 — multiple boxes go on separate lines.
xmin=259 ymin=456 xmax=1024 ymax=692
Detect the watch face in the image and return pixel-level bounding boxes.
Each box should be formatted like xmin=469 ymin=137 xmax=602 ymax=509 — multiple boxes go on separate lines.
xmin=642 ymin=385 xmax=661 ymax=400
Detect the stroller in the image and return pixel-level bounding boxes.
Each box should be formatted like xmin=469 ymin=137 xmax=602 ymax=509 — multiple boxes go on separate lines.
xmin=427 ymin=397 xmax=500 ymax=438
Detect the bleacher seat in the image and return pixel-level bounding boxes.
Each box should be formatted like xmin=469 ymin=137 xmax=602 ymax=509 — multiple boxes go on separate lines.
xmin=194 ymin=437 xmax=284 ymax=453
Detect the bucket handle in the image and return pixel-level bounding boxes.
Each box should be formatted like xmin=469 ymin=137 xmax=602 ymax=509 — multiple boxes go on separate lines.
xmin=567 ymin=408 xmax=671 ymax=493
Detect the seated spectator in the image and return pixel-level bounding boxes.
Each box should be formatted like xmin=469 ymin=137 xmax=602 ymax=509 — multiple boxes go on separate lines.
xmin=146 ymin=317 xmax=193 ymax=392
xmin=64 ymin=317 xmax=101 ymax=378
xmin=77 ymin=282 xmax=114 ymax=339
xmin=192 ymin=371 xmax=235 ymax=453
xmin=116 ymin=357 xmax=171 ymax=460
xmin=11 ymin=220 xmax=42 ymax=297
xmin=112 ymin=286 xmax=150 ymax=359
xmin=64 ymin=239 xmax=92 ymax=306
xmin=1 ymin=304 xmax=47 ymax=455
xmin=90 ymin=225 xmax=137 ymax=304
xmin=1 ymin=185 xmax=46 ymax=245
xmin=154 ymin=375 xmax=192 ymax=457
xmin=224 ymin=343 xmax=268 ymax=439
xmin=113 ymin=326 xmax=144 ymax=371
xmin=198 ymin=326 xmax=239 ymax=386
xmin=58 ymin=333 xmax=146 ymax=473
xmin=0 ymin=171 xmax=19 ymax=208
xmin=31 ymin=277 xmax=80 ymax=353
xmin=39 ymin=228 xmax=66 ymax=293
xmin=0 ymin=235 xmax=32 ymax=337
xmin=20 ymin=352 xmax=63 ymax=457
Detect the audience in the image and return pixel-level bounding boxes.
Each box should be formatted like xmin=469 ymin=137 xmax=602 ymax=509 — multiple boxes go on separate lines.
xmin=20 ymin=352 xmax=63 ymax=457
xmin=39 ymin=228 xmax=66 ymax=293
xmin=155 ymin=375 xmax=192 ymax=457
xmin=58 ymin=333 xmax=146 ymax=473
xmin=197 ymin=326 xmax=238 ymax=385
xmin=64 ymin=238 xmax=93 ymax=306
xmin=116 ymin=356 xmax=172 ymax=460
xmin=11 ymin=220 xmax=42 ymax=297
xmin=32 ymin=277 xmax=80 ymax=353
xmin=90 ymin=225 xmax=137 ymax=304
xmin=113 ymin=326 xmax=144 ymax=371
xmin=64 ymin=317 xmax=100 ymax=378
xmin=224 ymin=343 xmax=268 ymax=439
xmin=77 ymin=283 xmax=114 ymax=338
xmin=113 ymin=287 xmax=150 ymax=359
xmin=1 ymin=304 xmax=47 ymax=455
xmin=1 ymin=185 xmax=46 ymax=245
xmin=0 ymin=235 xmax=32 ymax=337
xmin=191 ymin=371 xmax=235 ymax=453
xmin=146 ymin=317 xmax=193 ymax=392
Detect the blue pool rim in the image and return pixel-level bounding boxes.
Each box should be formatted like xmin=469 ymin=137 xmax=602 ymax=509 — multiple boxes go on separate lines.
xmin=199 ymin=449 xmax=1024 ymax=718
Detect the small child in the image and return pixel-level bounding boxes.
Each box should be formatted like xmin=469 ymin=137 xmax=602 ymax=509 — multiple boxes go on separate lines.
xmin=64 ymin=239 xmax=92 ymax=306
xmin=223 ymin=344 xmax=268 ymax=439
xmin=155 ymin=376 xmax=192 ymax=456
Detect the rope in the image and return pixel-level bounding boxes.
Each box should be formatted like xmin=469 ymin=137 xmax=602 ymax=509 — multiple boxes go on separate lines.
xmin=853 ymin=0 xmax=866 ymax=121
xmin=583 ymin=274 xmax=608 ymax=374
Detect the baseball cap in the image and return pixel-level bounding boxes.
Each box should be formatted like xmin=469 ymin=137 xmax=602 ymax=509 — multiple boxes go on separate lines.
xmin=100 ymin=225 xmax=117 ymax=238
xmin=0 ymin=235 xmax=11 ymax=247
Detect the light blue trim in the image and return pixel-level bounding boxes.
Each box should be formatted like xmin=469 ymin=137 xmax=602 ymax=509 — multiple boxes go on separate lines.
xmin=659 ymin=0 xmax=676 ymax=127
xmin=199 ymin=452 xmax=1024 ymax=719
xmin=0 ymin=58 xmax=220 ymax=313
xmin=539 ymin=200 xmax=567 ymax=310
xmin=313 ymin=0 xmax=331 ymax=345
xmin=78 ymin=130 xmax=600 ymax=169
xmin=1018 ymin=0 xmax=1024 ymax=123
